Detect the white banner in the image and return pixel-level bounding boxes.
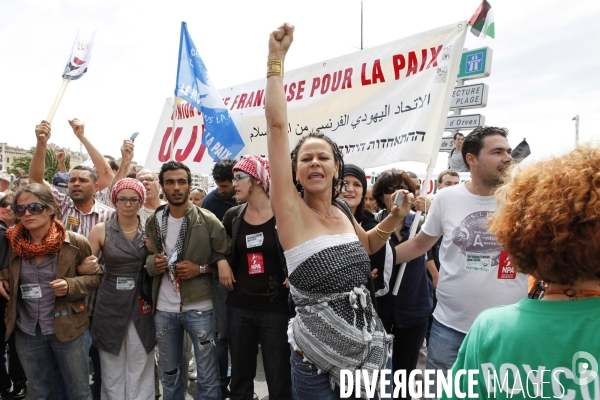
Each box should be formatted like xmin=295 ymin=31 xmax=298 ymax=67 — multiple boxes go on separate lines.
xmin=145 ymin=22 xmax=467 ymax=174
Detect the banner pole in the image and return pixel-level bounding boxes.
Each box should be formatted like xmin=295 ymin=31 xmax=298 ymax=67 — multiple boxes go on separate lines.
xmin=392 ymin=161 xmax=435 ymax=295
xmin=170 ymin=98 xmax=178 ymax=161
xmin=46 ymin=80 xmax=70 ymax=123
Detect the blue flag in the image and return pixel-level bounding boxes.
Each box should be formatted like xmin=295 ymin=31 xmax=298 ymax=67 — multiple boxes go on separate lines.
xmin=175 ymin=22 xmax=245 ymax=161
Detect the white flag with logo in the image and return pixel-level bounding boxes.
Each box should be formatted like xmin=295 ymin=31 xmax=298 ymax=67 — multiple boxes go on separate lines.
xmin=62 ymin=29 xmax=96 ymax=80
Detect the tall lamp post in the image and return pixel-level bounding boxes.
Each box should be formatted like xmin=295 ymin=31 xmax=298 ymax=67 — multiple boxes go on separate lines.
xmin=572 ymin=115 xmax=579 ymax=143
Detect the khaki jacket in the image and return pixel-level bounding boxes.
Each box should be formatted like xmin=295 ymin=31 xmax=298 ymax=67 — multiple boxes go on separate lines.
xmin=145 ymin=203 xmax=230 ymax=310
xmin=0 ymin=231 xmax=102 ymax=342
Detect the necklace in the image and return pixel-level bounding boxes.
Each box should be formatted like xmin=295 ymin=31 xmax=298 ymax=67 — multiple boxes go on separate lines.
xmin=545 ymin=288 xmax=600 ymax=298
xmin=310 ymin=206 xmax=335 ymax=218
xmin=121 ymin=223 xmax=139 ymax=234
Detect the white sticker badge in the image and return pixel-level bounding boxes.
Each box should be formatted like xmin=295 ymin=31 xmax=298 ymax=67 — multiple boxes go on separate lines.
xmin=246 ymin=232 xmax=264 ymax=248
xmin=465 ymin=252 xmax=492 ymax=272
xmin=21 ymin=284 xmax=42 ymax=299
xmin=116 ymin=277 xmax=136 ymax=290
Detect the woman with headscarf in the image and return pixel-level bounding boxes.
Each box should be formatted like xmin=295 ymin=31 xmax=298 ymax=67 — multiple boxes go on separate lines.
xmin=372 ymin=169 xmax=433 ymax=396
xmin=265 ymin=24 xmax=412 ymax=399
xmin=218 ymin=155 xmax=292 ymax=400
xmin=1 ymin=183 xmax=101 ymax=399
xmin=88 ymin=178 xmax=155 ymax=400
xmin=440 ymin=146 xmax=600 ymax=399
xmin=339 ymin=164 xmax=394 ymax=300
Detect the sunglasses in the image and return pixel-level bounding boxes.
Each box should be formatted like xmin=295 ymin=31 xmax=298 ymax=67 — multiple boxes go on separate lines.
xmin=0 ymin=199 xmax=14 ymax=210
xmin=231 ymin=173 xmax=252 ymax=184
xmin=15 ymin=202 xmax=49 ymax=217
xmin=383 ymin=185 xmax=408 ymax=195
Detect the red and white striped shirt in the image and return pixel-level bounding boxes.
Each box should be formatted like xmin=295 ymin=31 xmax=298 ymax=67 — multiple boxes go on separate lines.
xmin=51 ymin=186 xmax=116 ymax=316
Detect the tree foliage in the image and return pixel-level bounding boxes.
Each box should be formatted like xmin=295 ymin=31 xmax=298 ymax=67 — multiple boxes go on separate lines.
xmin=9 ymin=148 xmax=70 ymax=182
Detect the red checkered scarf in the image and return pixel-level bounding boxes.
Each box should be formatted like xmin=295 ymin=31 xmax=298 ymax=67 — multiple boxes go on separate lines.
xmin=111 ymin=178 xmax=146 ymax=206
xmin=233 ymin=155 xmax=271 ymax=194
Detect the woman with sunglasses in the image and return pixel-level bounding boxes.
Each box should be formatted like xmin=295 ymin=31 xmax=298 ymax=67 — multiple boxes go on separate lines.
xmin=87 ymin=178 xmax=155 ymax=400
xmin=372 ymin=169 xmax=433 ymax=396
xmin=338 ymin=165 xmax=393 ymax=302
xmin=0 ymin=194 xmax=28 ymax=399
xmin=218 ymin=155 xmax=293 ymax=400
xmin=265 ymin=24 xmax=412 ymax=399
xmin=1 ymin=183 xmax=101 ymax=399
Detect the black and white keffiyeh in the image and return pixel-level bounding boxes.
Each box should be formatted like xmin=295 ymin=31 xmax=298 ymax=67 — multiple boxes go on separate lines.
xmin=155 ymin=205 xmax=188 ymax=291
xmin=285 ymin=234 xmax=392 ymax=398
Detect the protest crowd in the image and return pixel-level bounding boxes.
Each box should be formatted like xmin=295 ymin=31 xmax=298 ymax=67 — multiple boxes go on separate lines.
xmin=0 ymin=22 xmax=598 ymax=400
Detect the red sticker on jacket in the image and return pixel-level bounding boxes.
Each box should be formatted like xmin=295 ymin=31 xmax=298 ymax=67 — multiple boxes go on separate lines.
xmin=175 ymin=272 xmax=181 ymax=292
xmin=247 ymin=253 xmax=265 ymax=274
xmin=139 ymin=297 xmax=153 ymax=315
xmin=497 ymin=250 xmax=516 ymax=279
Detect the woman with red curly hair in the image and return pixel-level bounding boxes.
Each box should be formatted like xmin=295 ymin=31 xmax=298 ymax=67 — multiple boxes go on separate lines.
xmin=441 ymin=146 xmax=600 ymax=399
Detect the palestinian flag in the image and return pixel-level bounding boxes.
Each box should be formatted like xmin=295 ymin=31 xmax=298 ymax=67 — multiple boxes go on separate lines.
xmin=468 ymin=1 xmax=495 ymax=39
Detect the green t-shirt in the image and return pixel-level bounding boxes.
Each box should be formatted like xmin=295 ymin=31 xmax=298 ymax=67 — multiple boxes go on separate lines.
xmin=440 ymin=298 xmax=600 ymax=399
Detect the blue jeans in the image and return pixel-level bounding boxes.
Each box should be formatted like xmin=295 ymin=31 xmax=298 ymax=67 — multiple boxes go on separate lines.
xmin=424 ymin=318 xmax=467 ymax=399
xmin=155 ymin=310 xmax=220 ymax=400
xmin=290 ymin=348 xmax=392 ymax=400
xmin=15 ymin=327 xmax=92 ymax=400
xmin=228 ymin=306 xmax=292 ymax=400
xmin=213 ymin=280 xmax=231 ymax=387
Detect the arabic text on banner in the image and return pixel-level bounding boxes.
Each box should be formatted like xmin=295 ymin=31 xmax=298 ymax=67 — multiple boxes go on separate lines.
xmin=145 ymin=22 xmax=468 ymax=174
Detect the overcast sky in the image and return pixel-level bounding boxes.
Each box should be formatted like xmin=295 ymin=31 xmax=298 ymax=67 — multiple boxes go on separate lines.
xmin=1 ymin=0 xmax=599 ymax=174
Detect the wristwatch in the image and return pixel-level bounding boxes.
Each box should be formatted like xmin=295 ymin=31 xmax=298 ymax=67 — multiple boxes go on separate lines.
xmin=199 ymin=264 xmax=206 ymax=274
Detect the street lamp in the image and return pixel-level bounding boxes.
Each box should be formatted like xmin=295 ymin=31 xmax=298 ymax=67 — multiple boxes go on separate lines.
xmin=572 ymin=115 xmax=579 ymax=143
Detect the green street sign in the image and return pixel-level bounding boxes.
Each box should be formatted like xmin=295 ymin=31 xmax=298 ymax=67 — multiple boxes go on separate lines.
xmin=457 ymin=47 xmax=492 ymax=80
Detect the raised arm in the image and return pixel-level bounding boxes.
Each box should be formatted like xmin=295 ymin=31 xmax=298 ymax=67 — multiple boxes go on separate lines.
xmin=29 ymin=121 xmax=52 ymax=188
xmin=110 ymin=140 xmax=134 ymax=193
xmin=69 ymin=118 xmax=114 ymax=190
xmin=354 ymin=190 xmax=414 ymax=254
xmin=395 ymin=230 xmax=440 ymax=265
xmin=57 ymin=148 xmax=68 ymax=173
xmin=265 ymin=23 xmax=298 ymax=219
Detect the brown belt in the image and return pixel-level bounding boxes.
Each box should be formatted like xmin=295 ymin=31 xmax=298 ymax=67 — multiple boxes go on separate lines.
xmin=295 ymin=349 xmax=304 ymax=357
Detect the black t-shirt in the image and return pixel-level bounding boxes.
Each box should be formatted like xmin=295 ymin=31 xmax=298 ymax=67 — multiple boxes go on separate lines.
xmin=226 ymin=216 xmax=289 ymax=313
xmin=0 ymin=221 xmax=9 ymax=271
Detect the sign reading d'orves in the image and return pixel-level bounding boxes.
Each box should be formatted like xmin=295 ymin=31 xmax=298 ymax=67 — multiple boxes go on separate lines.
xmin=450 ymin=83 xmax=488 ymax=109
xmin=445 ymin=114 xmax=485 ymax=131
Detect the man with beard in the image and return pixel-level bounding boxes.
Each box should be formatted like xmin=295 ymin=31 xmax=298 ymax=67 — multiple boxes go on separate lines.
xmin=394 ymin=127 xmax=527 ymax=398
xmin=146 ymin=161 xmax=230 ymax=400
xmin=29 ymin=120 xmax=115 ymax=400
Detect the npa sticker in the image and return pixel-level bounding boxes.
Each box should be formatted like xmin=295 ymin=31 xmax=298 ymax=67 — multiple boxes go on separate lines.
xmin=138 ymin=297 xmax=153 ymax=315
xmin=497 ymin=250 xmax=516 ymax=279
xmin=465 ymin=252 xmax=492 ymax=272
xmin=247 ymin=253 xmax=265 ymax=274
xmin=246 ymin=232 xmax=264 ymax=248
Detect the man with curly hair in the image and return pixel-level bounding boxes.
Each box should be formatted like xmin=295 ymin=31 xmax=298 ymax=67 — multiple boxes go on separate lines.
xmin=394 ymin=126 xmax=528 ymax=398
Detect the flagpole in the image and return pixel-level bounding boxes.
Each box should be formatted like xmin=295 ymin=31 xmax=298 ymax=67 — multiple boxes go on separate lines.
xmin=170 ymin=98 xmax=178 ymax=161
xmin=46 ymin=80 xmax=70 ymax=123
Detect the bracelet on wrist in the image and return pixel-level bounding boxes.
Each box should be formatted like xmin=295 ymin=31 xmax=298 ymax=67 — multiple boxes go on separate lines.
xmin=199 ymin=264 xmax=206 ymax=274
xmin=375 ymin=229 xmax=390 ymax=241
xmin=267 ymin=59 xmax=283 ymax=78
xmin=376 ymin=225 xmax=395 ymax=235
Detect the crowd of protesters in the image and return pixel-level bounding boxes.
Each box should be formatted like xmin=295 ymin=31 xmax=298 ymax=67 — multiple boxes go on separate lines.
xmin=0 ymin=22 xmax=598 ymax=400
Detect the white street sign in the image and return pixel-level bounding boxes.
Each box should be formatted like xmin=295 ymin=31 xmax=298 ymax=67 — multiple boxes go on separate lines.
xmin=445 ymin=114 xmax=485 ymax=131
xmin=450 ymin=83 xmax=488 ymax=109
xmin=439 ymin=136 xmax=455 ymax=152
